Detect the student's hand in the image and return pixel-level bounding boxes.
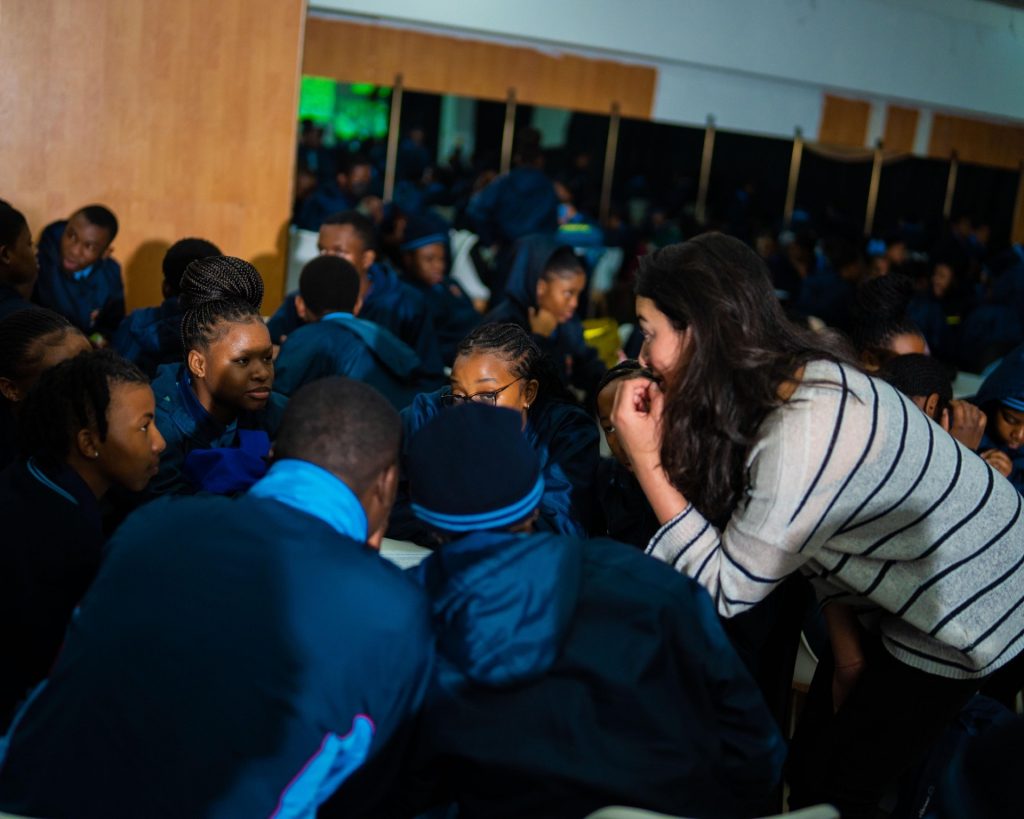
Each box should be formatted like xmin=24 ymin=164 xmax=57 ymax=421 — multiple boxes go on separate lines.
xmin=528 ymin=306 xmax=560 ymax=338
xmin=945 ymin=399 xmax=986 ymax=450
xmin=611 ymin=376 xmax=665 ymax=469
xmin=981 ymin=448 xmax=1013 ymax=478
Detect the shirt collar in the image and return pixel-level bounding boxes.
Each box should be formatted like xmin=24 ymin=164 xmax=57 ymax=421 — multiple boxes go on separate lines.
xmin=72 ymin=264 xmax=95 ymax=282
xmin=321 ymin=311 xmax=354 ymax=322
xmin=248 ymin=458 xmax=368 ymax=542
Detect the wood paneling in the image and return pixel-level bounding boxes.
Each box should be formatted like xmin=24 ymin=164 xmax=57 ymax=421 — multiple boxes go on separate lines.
xmin=818 ymin=94 xmax=872 ymax=149
xmin=303 ymin=17 xmax=656 ymax=119
xmin=883 ymin=105 xmax=919 ymax=153
xmin=0 ymin=0 xmax=305 ymax=310
xmin=928 ymin=114 xmax=1024 ymax=171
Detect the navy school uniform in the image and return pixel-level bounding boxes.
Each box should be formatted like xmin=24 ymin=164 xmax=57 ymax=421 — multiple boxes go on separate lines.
xmin=112 ymin=297 xmax=184 ymax=378
xmin=0 ymin=459 xmax=435 ymax=818
xmin=274 ymin=312 xmax=422 ymax=410
xmin=387 ymin=389 xmax=599 ymax=544
xmin=0 ymin=457 xmax=105 ymax=728
xmin=328 ymin=532 xmax=784 ymax=819
xmin=33 ymin=220 xmax=125 ymax=337
xmin=150 ymin=363 xmax=287 ymax=496
xmin=591 ymin=456 xmax=660 ymax=549
xmin=268 ymin=262 xmax=446 ymax=381
xmin=0 ymin=282 xmax=33 ymax=321
xmin=974 ymin=344 xmax=1024 ymax=494
xmin=465 ymin=166 xmax=559 ymax=247
xmin=484 ymin=235 xmax=606 ymax=400
xmin=0 ymin=401 xmax=18 ymax=471
xmin=293 ymin=180 xmax=356 ymax=232
xmin=408 ymin=276 xmax=480 ymax=368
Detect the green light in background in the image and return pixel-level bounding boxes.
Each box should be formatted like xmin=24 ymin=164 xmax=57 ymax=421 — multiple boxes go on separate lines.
xmin=298 ymin=76 xmax=337 ymax=123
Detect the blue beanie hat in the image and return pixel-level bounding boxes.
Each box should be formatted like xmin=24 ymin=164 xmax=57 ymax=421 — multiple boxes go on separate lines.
xmin=407 ymin=403 xmax=544 ymax=533
xmin=401 ymin=211 xmax=448 ymax=253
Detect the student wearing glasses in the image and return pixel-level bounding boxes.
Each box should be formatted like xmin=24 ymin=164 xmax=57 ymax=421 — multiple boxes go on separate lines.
xmin=387 ymin=322 xmax=599 ymax=545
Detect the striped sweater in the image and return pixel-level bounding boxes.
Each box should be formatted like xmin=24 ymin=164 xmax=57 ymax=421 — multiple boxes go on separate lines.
xmin=648 ymin=360 xmax=1024 ymax=680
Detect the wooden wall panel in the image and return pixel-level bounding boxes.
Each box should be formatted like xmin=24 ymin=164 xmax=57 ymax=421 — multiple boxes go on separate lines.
xmin=928 ymin=114 xmax=1024 ymax=171
xmin=883 ymin=105 xmax=919 ymax=153
xmin=302 ymin=17 xmax=656 ymax=119
xmin=818 ymin=94 xmax=872 ymax=148
xmin=0 ymin=0 xmax=305 ymax=310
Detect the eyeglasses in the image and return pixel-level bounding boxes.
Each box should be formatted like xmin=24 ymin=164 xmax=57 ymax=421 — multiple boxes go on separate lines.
xmin=440 ymin=376 xmax=524 ymax=408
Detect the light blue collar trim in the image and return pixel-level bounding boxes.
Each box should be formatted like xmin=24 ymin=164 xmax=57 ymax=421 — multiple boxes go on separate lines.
xmin=322 ymin=311 xmax=355 ymax=322
xmin=27 ymin=458 xmax=78 ymax=506
xmin=72 ymin=264 xmax=95 ymax=282
xmin=249 ymin=459 xmax=368 ymax=542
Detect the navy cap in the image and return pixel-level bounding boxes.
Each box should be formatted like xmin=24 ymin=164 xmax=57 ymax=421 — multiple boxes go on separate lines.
xmin=407 ymin=403 xmax=543 ymax=533
xmin=400 ymin=212 xmax=448 ymax=253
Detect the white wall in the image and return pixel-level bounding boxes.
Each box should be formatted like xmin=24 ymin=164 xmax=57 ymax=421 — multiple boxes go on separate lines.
xmin=310 ymin=0 xmax=1024 ymax=140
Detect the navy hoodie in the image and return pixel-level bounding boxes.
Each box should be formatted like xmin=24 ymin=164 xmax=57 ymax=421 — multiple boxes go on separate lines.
xmin=466 ymin=167 xmax=559 ymax=247
xmin=974 ymin=344 xmax=1024 ymax=494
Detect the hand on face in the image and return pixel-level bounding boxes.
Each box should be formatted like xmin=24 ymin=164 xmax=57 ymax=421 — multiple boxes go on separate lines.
xmin=943 ymin=399 xmax=986 ymax=451
xmin=980 ymin=448 xmax=1014 ymax=478
xmin=610 ymin=375 xmax=665 ymax=468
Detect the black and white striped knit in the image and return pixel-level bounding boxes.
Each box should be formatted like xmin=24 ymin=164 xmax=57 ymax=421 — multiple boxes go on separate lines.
xmin=648 ymin=360 xmax=1024 ymax=680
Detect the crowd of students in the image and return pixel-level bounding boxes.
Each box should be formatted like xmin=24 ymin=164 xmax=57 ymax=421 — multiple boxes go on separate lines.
xmin=1 ymin=123 xmax=1023 ymax=818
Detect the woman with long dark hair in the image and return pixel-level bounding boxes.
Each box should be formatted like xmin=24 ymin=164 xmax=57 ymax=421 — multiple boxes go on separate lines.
xmin=612 ymin=232 xmax=1024 ymax=819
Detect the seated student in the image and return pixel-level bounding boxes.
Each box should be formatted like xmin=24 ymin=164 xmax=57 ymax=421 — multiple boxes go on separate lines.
xmin=293 ymin=152 xmax=373 ymax=232
xmin=34 ymin=204 xmax=124 ymax=342
xmin=399 ymin=212 xmax=481 ymax=367
xmin=328 ymin=403 xmax=783 ymax=819
xmin=150 ymin=256 xmax=286 ymax=496
xmin=0 ymin=350 xmax=165 ymax=729
xmin=268 ymin=210 xmax=445 ymax=379
xmin=850 ymin=273 xmax=927 ymax=371
xmin=591 ymin=359 xmax=659 ymax=549
xmin=0 ymin=200 xmax=38 ymax=320
xmin=484 ymin=235 xmax=606 ymax=403
xmin=796 ymin=234 xmax=862 ymax=331
xmin=389 ymin=322 xmax=599 ymax=544
xmin=0 ymin=378 xmax=434 ymax=818
xmin=973 ymin=343 xmax=1024 ymax=494
xmin=274 ymin=256 xmax=423 ymax=409
xmin=0 ymin=308 xmax=91 ymax=470
xmin=113 ymin=237 xmax=221 ymax=377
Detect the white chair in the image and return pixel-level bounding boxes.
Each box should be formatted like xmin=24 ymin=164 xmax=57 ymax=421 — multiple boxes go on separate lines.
xmin=585 ymin=803 xmax=839 ymax=819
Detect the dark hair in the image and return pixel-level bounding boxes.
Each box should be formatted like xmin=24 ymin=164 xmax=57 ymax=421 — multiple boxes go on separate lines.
xmin=299 ymin=256 xmax=360 ymax=317
xmin=179 ymin=256 xmax=264 ymax=353
xmin=879 ymin=353 xmax=952 ymax=421
xmin=74 ymin=204 xmax=119 ymax=242
xmin=636 ymin=232 xmax=856 ymax=521
xmin=337 ymin=153 xmax=372 ymax=176
xmin=455 ymin=322 xmax=573 ymax=404
xmin=322 ymin=210 xmax=377 ymax=253
xmin=162 ymin=238 xmax=222 ymax=296
xmin=0 ymin=200 xmax=28 ymax=247
xmin=850 ymin=273 xmax=922 ymax=363
xmin=513 ymin=126 xmax=543 ymax=166
xmin=19 ymin=350 xmax=148 ymax=465
xmin=596 ymin=358 xmax=649 ymax=396
xmin=274 ymin=377 xmax=400 ymax=494
xmin=542 ymin=246 xmax=585 ymax=280
xmin=0 ymin=308 xmax=81 ymax=382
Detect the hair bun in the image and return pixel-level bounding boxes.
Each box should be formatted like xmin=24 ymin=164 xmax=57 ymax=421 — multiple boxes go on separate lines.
xmin=179 ymin=256 xmax=264 ymax=312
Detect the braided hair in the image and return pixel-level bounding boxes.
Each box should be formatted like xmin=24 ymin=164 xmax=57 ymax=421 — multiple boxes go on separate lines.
xmin=455 ymin=322 xmax=573 ymax=404
xmin=179 ymin=256 xmax=264 ymax=355
xmin=596 ymin=358 xmax=649 ymax=396
xmin=19 ymin=349 xmax=148 ymax=466
xmin=0 ymin=308 xmax=82 ymax=384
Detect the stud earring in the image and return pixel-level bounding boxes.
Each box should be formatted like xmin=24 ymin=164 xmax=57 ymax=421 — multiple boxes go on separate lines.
xmin=91 ymin=451 xmax=100 ymax=458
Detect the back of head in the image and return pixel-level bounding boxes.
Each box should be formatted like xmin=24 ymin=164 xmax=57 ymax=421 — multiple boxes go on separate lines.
xmin=162 ymin=238 xmax=222 ymax=297
xmin=513 ymin=126 xmax=543 ymax=167
xmin=273 ymin=377 xmax=400 ymax=495
xmin=879 ymin=353 xmax=953 ymax=406
xmin=407 ymin=403 xmax=542 ymax=535
xmin=179 ymin=256 xmax=264 ymax=352
xmin=76 ymin=204 xmax=119 ymax=243
xmin=299 ymin=256 xmax=361 ymax=318
xmin=322 ymin=209 xmax=377 ymax=253
xmin=20 ymin=349 xmax=147 ymax=466
xmin=0 ymin=307 xmax=78 ymax=382
xmin=0 ymin=199 xmax=27 ymax=247
xmin=456 ymin=322 xmax=572 ymax=404
xmin=850 ymin=273 xmax=921 ymax=359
